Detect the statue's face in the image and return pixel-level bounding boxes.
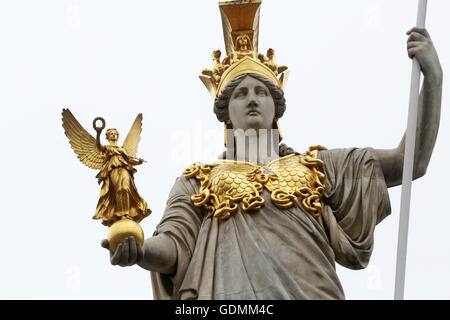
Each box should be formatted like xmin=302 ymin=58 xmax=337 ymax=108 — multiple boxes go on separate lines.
xmin=237 ymin=36 xmax=248 ymax=49
xmin=107 ymin=130 xmax=119 ymax=142
xmin=228 ymin=76 xmax=275 ymax=132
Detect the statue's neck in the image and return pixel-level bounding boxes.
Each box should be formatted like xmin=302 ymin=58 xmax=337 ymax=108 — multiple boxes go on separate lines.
xmin=225 ymin=129 xmax=280 ymax=165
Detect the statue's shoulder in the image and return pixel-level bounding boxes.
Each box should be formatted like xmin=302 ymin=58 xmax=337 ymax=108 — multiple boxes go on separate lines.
xmin=271 ymin=145 xmax=327 ymax=169
xmin=302 ymin=145 xmax=328 ymax=157
xmin=183 ymin=161 xmax=215 ymax=180
xmin=182 ymin=159 xmax=256 ymax=181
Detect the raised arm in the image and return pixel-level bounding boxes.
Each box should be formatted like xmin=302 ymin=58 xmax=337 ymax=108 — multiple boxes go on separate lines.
xmin=374 ymin=27 xmax=442 ymax=188
xmin=95 ymin=128 xmax=106 ymax=152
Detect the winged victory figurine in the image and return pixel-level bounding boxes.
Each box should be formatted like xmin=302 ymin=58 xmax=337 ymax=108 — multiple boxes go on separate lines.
xmin=62 ymin=108 xmax=151 ymax=251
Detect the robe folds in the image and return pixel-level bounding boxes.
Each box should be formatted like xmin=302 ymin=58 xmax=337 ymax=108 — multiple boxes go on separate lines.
xmin=150 ymin=147 xmax=391 ymax=299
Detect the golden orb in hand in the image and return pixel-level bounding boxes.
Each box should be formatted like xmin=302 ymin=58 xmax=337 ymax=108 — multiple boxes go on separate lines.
xmin=107 ymin=218 xmax=144 ymax=252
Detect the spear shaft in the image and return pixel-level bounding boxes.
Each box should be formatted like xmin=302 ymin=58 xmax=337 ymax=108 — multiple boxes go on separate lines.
xmin=394 ymin=0 xmax=428 ymax=301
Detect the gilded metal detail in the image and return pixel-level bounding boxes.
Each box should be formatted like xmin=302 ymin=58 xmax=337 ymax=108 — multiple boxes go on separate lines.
xmin=199 ymin=0 xmax=289 ymax=99
xmin=62 ymin=109 xmax=151 ymax=251
xmin=183 ymin=146 xmax=327 ymax=219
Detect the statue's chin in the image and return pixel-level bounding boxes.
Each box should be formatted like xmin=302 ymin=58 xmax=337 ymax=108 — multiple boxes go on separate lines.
xmin=233 ymin=116 xmax=258 ymax=130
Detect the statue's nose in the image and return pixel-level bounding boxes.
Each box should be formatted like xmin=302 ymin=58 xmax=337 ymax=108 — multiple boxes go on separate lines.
xmin=247 ymin=100 xmax=257 ymax=107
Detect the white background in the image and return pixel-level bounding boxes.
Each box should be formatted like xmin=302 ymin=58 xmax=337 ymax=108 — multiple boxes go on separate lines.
xmin=0 ymin=0 xmax=448 ymax=299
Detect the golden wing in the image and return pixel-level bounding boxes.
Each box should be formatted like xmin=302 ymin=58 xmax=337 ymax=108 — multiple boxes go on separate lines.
xmin=122 ymin=113 xmax=143 ymax=158
xmin=62 ymin=108 xmax=107 ymax=169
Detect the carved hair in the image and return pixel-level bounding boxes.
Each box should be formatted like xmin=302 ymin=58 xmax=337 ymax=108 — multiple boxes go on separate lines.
xmin=214 ymin=73 xmax=295 ymax=157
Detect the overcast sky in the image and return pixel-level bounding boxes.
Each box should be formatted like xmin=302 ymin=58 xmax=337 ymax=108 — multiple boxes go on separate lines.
xmin=0 ymin=0 xmax=448 ymax=300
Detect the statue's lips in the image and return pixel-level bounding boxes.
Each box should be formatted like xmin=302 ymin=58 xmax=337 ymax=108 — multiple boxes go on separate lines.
xmin=247 ymin=109 xmax=260 ymax=116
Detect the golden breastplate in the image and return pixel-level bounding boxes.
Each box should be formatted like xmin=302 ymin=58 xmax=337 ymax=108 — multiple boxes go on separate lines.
xmin=183 ymin=146 xmax=326 ymax=220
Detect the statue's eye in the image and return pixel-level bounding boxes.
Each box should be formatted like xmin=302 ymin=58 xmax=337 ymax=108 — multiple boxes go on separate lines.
xmin=233 ymin=89 xmax=247 ymax=98
xmin=256 ymin=88 xmax=268 ymax=96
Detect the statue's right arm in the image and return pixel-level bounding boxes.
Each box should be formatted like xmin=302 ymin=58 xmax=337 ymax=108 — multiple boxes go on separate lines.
xmin=101 ymin=234 xmax=177 ymax=275
xmin=138 ymin=234 xmax=177 ymax=274
xmin=96 ymin=129 xmax=106 ymax=152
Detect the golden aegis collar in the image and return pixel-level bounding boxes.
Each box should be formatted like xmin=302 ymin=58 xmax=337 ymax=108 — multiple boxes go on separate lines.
xmin=183 ymin=146 xmax=327 ymax=220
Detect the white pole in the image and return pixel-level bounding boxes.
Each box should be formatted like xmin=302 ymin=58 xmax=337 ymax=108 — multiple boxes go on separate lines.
xmin=394 ymin=0 xmax=428 ymax=301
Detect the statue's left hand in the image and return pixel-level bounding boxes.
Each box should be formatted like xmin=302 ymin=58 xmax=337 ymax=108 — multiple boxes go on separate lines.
xmin=101 ymin=237 xmax=144 ymax=267
xmin=407 ymin=27 xmax=442 ymax=80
